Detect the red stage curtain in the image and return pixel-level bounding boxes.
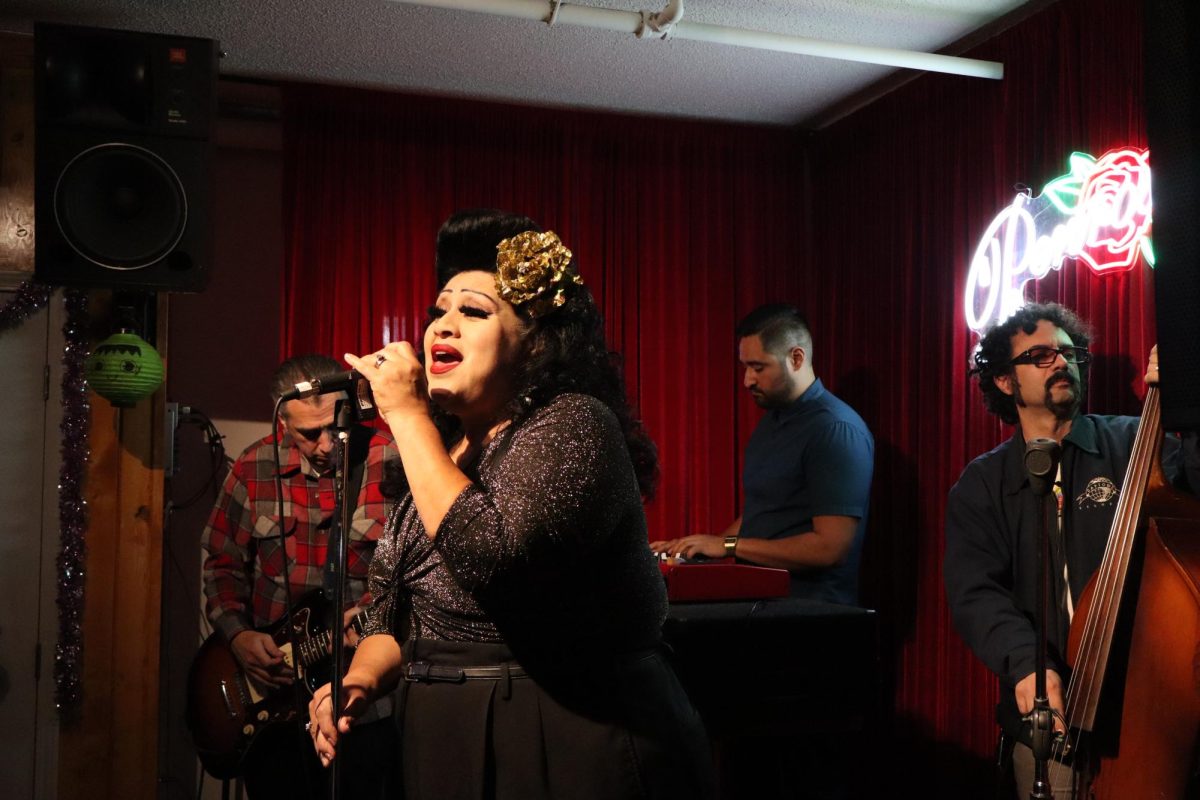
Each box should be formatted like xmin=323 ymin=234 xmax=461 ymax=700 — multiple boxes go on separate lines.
xmin=808 ymin=0 xmax=1150 ymax=781
xmin=281 ymin=89 xmax=808 ymax=544
xmin=281 ymin=0 xmax=1152 ymax=789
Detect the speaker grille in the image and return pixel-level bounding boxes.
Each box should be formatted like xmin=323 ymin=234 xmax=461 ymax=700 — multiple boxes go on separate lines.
xmin=53 ymin=143 xmax=187 ymax=270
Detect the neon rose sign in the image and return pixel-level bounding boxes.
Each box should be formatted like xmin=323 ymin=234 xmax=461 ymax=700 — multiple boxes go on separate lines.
xmin=964 ymin=147 xmax=1154 ymax=334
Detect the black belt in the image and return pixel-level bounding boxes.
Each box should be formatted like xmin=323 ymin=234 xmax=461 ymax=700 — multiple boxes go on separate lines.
xmin=403 ymin=660 xmax=528 ymax=683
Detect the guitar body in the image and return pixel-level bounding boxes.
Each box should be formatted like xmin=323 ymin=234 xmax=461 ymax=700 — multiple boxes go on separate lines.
xmin=186 ymin=590 xmax=361 ymax=779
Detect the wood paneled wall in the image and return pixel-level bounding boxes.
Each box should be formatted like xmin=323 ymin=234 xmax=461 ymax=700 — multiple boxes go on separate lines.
xmin=58 ymin=295 xmax=167 ymax=800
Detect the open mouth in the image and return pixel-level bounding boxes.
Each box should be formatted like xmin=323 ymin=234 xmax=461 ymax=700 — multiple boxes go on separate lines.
xmin=429 ymin=344 xmax=463 ymax=375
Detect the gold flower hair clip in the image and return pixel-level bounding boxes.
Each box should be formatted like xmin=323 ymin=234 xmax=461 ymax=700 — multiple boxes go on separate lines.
xmin=495 ymin=230 xmax=583 ymax=318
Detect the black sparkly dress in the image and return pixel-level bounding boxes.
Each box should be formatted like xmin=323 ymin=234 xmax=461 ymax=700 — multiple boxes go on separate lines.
xmin=361 ymin=393 xmax=713 ymax=800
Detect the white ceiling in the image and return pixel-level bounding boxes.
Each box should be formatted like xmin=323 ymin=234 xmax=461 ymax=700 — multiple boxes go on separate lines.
xmin=1 ymin=0 xmax=1035 ymax=127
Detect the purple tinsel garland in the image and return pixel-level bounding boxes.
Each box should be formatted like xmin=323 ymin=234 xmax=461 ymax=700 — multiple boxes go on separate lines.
xmin=55 ymin=289 xmax=91 ymax=712
xmin=0 ymin=280 xmax=52 ymax=332
xmin=0 ymin=283 xmax=90 ymax=712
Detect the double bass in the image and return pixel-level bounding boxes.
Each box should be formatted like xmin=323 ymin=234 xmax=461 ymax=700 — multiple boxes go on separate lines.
xmin=1048 ymin=385 xmax=1200 ymax=797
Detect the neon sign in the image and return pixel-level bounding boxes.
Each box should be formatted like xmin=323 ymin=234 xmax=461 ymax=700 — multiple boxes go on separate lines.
xmin=964 ymin=148 xmax=1153 ymax=334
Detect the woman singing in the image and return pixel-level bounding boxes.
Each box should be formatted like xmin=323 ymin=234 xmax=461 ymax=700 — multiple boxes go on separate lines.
xmin=308 ymin=209 xmax=714 ymax=799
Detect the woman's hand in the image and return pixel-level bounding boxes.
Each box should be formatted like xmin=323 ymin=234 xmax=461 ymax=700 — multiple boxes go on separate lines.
xmin=309 ymin=636 xmax=405 ymax=765
xmin=345 ymin=342 xmax=428 ymax=428
xmin=348 ymin=343 xmax=471 ymax=536
xmin=1145 ymin=345 xmax=1160 ymax=386
xmin=307 ymin=672 xmax=375 ymax=767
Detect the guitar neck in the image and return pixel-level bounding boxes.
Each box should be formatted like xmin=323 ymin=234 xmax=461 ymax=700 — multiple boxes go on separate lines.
xmin=296 ymin=605 xmax=372 ymax=669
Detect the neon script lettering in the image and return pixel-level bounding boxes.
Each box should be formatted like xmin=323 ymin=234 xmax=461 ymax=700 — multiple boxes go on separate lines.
xmin=965 ymin=148 xmax=1153 ymax=334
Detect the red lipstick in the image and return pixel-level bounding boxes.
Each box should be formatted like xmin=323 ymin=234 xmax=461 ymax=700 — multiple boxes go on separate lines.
xmin=429 ymin=344 xmax=462 ymax=375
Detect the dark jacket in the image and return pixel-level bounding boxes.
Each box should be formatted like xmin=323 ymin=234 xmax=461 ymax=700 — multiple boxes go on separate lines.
xmin=944 ymin=415 xmax=1197 ymax=733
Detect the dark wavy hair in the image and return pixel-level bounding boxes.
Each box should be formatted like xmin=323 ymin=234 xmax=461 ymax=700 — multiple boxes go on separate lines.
xmin=425 ymin=209 xmax=660 ymax=498
xmin=970 ymin=302 xmax=1092 ymax=425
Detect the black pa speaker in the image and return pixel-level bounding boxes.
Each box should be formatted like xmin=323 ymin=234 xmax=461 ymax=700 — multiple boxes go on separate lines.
xmin=34 ymin=23 xmax=217 ymax=292
xmin=1146 ymin=0 xmax=1200 ymax=431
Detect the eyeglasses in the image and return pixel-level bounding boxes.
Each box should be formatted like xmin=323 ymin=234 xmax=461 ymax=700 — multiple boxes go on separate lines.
xmin=1007 ymin=345 xmax=1091 ymax=368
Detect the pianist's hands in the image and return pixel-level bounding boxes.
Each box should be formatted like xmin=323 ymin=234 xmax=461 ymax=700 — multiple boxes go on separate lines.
xmin=649 ymin=535 xmax=725 ymax=560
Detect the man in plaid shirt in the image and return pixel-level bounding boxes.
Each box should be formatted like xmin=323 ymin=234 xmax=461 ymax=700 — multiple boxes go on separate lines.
xmin=201 ymin=353 xmax=398 ymax=796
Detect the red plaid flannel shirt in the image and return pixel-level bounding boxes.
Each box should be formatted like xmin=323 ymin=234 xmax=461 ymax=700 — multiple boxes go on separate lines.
xmin=201 ymin=426 xmax=397 ymax=641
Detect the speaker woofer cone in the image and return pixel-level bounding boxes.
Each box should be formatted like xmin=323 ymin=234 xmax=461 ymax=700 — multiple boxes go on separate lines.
xmin=53 ymin=142 xmax=188 ymax=270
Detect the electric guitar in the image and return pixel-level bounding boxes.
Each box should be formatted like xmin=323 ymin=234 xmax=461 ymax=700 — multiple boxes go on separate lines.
xmin=185 ymin=590 xmax=371 ymax=779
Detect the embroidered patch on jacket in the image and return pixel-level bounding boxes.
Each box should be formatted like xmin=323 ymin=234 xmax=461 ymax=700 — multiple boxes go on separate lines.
xmin=1076 ymin=477 xmax=1119 ymax=509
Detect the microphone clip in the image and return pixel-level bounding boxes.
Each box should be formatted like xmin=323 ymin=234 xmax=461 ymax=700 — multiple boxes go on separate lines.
xmin=281 ymin=370 xmax=378 ymax=422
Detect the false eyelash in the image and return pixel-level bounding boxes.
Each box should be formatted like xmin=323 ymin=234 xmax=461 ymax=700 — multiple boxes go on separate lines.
xmin=427 ymin=304 xmax=490 ymax=320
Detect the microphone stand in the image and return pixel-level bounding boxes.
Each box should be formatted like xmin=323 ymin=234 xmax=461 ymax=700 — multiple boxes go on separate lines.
xmin=283 ymin=372 xmax=377 ymax=800
xmin=1024 ymin=437 xmax=1061 ymax=800
xmin=327 ymin=398 xmax=354 ymax=800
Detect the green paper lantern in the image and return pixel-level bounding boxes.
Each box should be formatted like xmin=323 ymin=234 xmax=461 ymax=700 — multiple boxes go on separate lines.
xmin=85 ymin=330 xmax=164 ymax=408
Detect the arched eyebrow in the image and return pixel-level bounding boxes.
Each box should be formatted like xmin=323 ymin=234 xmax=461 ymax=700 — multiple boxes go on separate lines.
xmin=461 ymin=288 xmax=499 ymax=307
xmin=438 ymin=287 xmax=499 ymax=309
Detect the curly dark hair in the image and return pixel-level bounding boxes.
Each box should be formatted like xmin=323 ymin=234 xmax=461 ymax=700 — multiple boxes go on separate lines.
xmin=971 ymin=302 xmax=1092 ymax=425
xmin=426 ymin=209 xmax=660 ymax=499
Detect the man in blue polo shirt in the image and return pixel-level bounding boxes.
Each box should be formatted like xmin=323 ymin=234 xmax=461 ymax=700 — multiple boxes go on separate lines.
xmin=651 ymin=304 xmax=874 ymax=605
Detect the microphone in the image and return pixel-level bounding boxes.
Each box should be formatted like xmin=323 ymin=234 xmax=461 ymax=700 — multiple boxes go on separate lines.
xmin=279 ymin=369 xmax=364 ymax=401
xmin=1024 ymin=437 xmax=1061 ymax=496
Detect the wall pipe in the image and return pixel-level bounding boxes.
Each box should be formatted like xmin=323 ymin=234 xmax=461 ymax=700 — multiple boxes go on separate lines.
xmin=387 ymin=0 xmax=1004 ymax=80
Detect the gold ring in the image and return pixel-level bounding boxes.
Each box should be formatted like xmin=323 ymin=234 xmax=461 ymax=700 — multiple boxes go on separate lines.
xmin=374 ymin=353 xmax=388 ymax=368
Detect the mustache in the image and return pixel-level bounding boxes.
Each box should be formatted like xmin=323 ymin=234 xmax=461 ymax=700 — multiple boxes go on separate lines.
xmin=1045 ymin=369 xmax=1078 ymax=391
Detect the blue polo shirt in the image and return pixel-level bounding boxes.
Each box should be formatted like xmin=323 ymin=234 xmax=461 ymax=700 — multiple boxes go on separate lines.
xmin=741 ymin=378 xmax=874 ymax=604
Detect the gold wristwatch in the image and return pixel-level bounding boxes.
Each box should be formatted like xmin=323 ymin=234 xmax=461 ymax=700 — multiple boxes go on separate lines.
xmin=723 ymin=535 xmax=738 ymax=559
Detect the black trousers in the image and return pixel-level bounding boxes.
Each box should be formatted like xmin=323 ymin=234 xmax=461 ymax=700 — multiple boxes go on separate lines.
xmin=396 ymin=639 xmax=715 ymax=800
